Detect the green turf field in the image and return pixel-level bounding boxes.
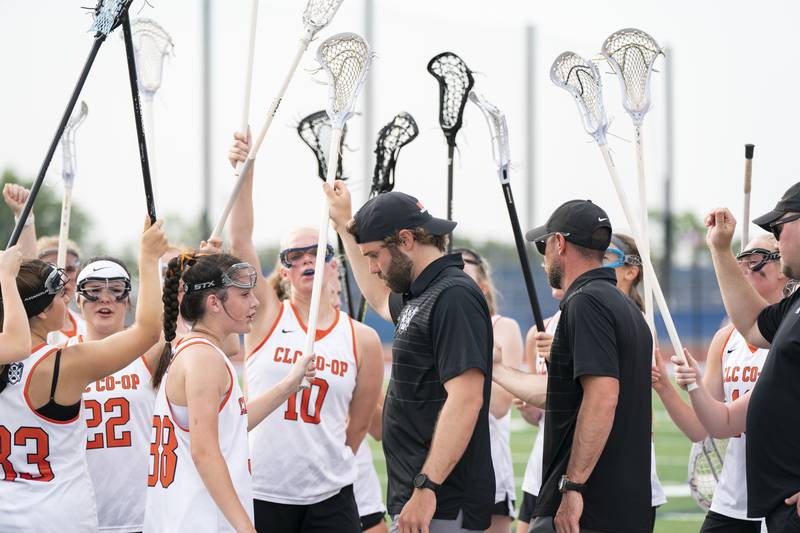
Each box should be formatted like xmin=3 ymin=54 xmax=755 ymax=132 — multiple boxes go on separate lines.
xmin=368 ymin=390 xmax=705 ymax=532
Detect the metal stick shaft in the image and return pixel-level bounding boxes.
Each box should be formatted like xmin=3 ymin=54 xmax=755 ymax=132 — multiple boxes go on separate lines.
xmin=446 ymin=143 xmax=455 ymax=252
xmin=635 ymin=125 xmax=656 ymax=364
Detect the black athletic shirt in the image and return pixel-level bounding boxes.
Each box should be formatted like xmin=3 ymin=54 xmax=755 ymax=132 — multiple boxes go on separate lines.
xmin=747 ymin=289 xmax=800 ymax=517
xmin=533 ymin=268 xmax=652 ymax=533
xmin=385 ymin=254 xmax=494 ymax=530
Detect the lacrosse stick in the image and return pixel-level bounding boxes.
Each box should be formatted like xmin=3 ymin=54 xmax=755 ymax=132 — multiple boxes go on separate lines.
xmin=742 ymin=144 xmax=755 ymax=251
xmin=7 ymin=0 xmax=132 ymax=247
xmin=297 ymin=110 xmax=354 ymax=317
xmin=130 ymin=18 xmax=174 ymax=203
xmin=550 ymin=51 xmax=695 ymax=388
xmin=687 ymin=436 xmax=728 ymax=511
xmin=301 ymin=33 xmax=371 ymax=388
xmin=427 ymin=52 xmax=474 ymax=252
xmin=211 ymin=0 xmax=345 ymax=239
xmin=469 ymin=92 xmax=545 ymax=332
xmin=355 ymin=111 xmax=419 ymax=321
xmin=601 ymin=28 xmax=663 ymax=342
xmin=57 ymin=101 xmax=89 ymax=269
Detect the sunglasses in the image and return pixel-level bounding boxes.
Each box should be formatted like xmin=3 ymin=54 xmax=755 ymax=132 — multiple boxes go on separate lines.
xmin=534 ymin=232 xmax=571 ymax=255
xmin=736 ymin=248 xmax=780 ymax=272
xmin=770 ymin=213 xmax=800 ymax=241
xmin=279 ymin=244 xmax=335 ymax=268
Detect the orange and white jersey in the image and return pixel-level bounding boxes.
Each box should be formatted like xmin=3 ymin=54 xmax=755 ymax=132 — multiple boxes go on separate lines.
xmin=47 ymin=308 xmax=87 ymax=347
xmin=353 ymin=437 xmax=385 ymax=516
xmin=67 ymin=335 xmax=156 ymax=531
xmin=710 ymin=328 xmax=767 ymax=521
xmin=0 ymin=344 xmax=98 ymax=532
xmin=247 ymin=300 xmax=358 ymax=505
xmin=144 ymin=337 xmax=252 ymax=532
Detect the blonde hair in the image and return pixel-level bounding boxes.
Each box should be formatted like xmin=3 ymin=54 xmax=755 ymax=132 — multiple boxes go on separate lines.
xmin=611 ymin=233 xmax=644 ymax=312
xmin=36 ymin=236 xmax=81 ymax=259
xmin=268 ymin=259 xmax=290 ymax=301
xmin=279 ymin=227 xmax=319 ymax=251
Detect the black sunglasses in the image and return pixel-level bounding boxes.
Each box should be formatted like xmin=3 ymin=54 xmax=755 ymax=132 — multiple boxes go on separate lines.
xmin=770 ymin=213 xmax=800 ymax=241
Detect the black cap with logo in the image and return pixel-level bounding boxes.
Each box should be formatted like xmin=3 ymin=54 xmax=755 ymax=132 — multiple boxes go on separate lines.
xmin=753 ymin=181 xmax=800 ymax=232
xmin=525 ymin=199 xmax=613 ymax=254
xmin=352 ymin=191 xmax=457 ymax=244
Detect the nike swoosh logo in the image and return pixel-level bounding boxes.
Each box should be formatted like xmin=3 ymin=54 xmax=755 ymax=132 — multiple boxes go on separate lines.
xmin=726 ymin=348 xmax=735 ymax=354
xmin=598 ymin=217 xmax=608 ymax=222
xmin=281 ymin=328 xmax=295 ymax=334
xmin=92 ymin=266 xmax=110 ymax=272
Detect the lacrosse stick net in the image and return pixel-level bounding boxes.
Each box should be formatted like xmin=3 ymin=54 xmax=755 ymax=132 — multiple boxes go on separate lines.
xmin=427 ymin=52 xmax=474 ymax=146
xmin=600 ymin=28 xmax=661 ymax=125
xmin=688 ymin=437 xmax=728 ymax=511
xmin=130 ymin=18 xmax=174 ymax=98
xmin=372 ymin=112 xmax=418 ymax=197
xmin=297 ymin=110 xmax=347 ymax=182
xmin=302 ymin=0 xmax=344 ymax=36
xmin=90 ymin=0 xmax=129 ymax=37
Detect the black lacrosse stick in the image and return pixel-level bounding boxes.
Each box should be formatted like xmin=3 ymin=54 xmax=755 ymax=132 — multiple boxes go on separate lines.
xmin=427 ymin=52 xmax=474 ymax=252
xmin=296 ymin=110 xmax=354 ymax=317
xmin=7 ymin=0 xmax=134 ymax=247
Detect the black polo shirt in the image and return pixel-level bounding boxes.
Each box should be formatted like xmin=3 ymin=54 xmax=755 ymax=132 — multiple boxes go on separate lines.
xmin=746 ymin=289 xmax=800 ymax=517
xmin=384 ymin=254 xmax=494 ymax=530
xmin=534 ymin=268 xmax=652 ymax=533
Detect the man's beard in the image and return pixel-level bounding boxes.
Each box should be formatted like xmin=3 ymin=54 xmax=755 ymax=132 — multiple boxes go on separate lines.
xmin=380 ymin=246 xmax=415 ymax=294
xmin=546 ymin=258 xmax=563 ymax=289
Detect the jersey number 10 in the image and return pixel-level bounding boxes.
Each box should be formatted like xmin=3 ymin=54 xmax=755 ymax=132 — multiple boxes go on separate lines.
xmin=284 ymin=378 xmax=329 ymax=425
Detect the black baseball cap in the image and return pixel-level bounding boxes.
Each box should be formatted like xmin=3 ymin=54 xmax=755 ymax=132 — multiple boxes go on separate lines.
xmin=352 ymin=191 xmax=457 ymax=244
xmin=753 ymin=181 xmax=800 ymax=232
xmin=525 ymin=199 xmax=612 ymax=254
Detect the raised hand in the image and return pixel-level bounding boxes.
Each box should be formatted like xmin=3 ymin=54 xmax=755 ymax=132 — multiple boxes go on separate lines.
xmin=141 ymin=217 xmax=169 ymax=260
xmin=705 ymin=208 xmax=737 ymax=252
xmin=0 ymin=245 xmax=24 ymax=279
xmin=324 ymin=180 xmax=354 ymax=231
xmin=286 ymin=351 xmax=317 ymax=392
xmin=672 ymin=349 xmax=702 ymax=391
xmin=228 ymin=131 xmax=252 ymax=169
xmin=535 ymin=331 xmax=554 ymax=363
xmin=3 ymin=184 xmax=30 ymax=217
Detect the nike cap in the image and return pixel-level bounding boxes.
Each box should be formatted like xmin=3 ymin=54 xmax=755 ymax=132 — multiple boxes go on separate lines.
xmin=753 ymin=181 xmax=800 ymax=232
xmin=526 ymin=199 xmax=613 ymax=254
xmin=352 ymin=191 xmax=457 ymax=244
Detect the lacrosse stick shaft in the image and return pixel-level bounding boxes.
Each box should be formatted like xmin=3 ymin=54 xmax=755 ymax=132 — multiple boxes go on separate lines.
xmin=7 ymin=39 xmax=105 ymax=248
xmin=143 ymin=96 xmax=157 ymax=203
xmin=122 ymin=14 xmax=157 ymax=223
xmin=211 ymin=33 xmax=310 ymax=240
xmin=446 ymin=143 xmax=455 ymax=252
xmin=598 ymin=144 xmax=695 ymax=389
xmin=336 ymin=234 xmax=355 ymax=317
xmin=301 ymin=127 xmax=344 ymax=389
xmin=634 ymin=126 xmax=656 ymax=362
xmin=240 ymin=0 xmax=259 ymax=133
xmin=742 ymin=144 xmax=754 ymax=251
xmin=56 ymin=188 xmax=73 ymax=269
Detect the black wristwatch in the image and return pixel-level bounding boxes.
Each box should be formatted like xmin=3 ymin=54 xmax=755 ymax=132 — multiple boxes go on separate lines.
xmin=413 ymin=473 xmax=440 ymax=493
xmin=558 ymin=475 xmax=585 ymax=494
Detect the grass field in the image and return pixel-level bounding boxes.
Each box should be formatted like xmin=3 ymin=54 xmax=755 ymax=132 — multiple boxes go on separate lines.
xmin=368 ymin=390 xmax=706 ymax=532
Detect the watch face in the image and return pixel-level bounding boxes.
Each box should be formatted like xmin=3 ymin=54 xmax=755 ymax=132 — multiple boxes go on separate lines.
xmin=558 ymin=477 xmax=566 ymax=491
xmin=413 ymin=473 xmax=425 ymax=488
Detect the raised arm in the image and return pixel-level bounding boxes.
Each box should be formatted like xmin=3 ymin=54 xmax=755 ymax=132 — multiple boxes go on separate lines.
xmin=0 ymin=246 xmax=31 ymax=362
xmin=489 ymin=317 xmax=523 ymax=418
xmin=345 ymin=323 xmax=383 ymax=453
xmin=3 ymin=184 xmax=37 ymax=259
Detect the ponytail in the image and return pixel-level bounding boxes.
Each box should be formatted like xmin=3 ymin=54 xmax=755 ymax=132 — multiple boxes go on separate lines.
xmin=152 ymin=255 xmax=184 ymax=389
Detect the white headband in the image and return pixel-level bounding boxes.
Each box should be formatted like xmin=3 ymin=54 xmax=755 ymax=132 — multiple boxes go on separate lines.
xmin=77 ymin=260 xmax=130 ymax=285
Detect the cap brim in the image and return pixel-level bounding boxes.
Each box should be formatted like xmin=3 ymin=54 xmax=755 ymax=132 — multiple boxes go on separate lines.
xmin=422 ymin=217 xmax=457 ymax=236
xmin=753 ymin=209 xmax=784 ymax=232
xmin=525 ymin=224 xmax=549 ymax=242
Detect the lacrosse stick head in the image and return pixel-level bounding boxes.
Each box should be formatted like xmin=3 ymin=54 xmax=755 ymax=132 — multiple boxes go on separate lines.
xmin=372 ymin=112 xmax=419 ymax=196
xmin=550 ymin=52 xmax=609 ymax=145
xmin=130 ymin=18 xmax=175 ymax=97
xmin=317 ymin=33 xmax=372 ymax=130
xmin=427 ymin=52 xmax=474 ymax=146
xmin=468 ymin=92 xmax=511 ymax=182
xmin=687 ymin=437 xmax=728 ymax=511
xmin=90 ymin=0 xmax=130 ymax=37
xmin=61 ymin=101 xmax=89 ymax=188
xmin=302 ymin=0 xmax=345 ymax=38
xmin=297 ymin=110 xmax=348 ymax=182
xmin=600 ymin=28 xmax=662 ymax=125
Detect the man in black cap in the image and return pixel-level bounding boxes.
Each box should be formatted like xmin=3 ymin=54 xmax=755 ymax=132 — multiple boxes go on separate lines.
xmin=701 ymin=182 xmax=800 ymax=531
xmin=323 ymin=181 xmax=495 ymax=533
xmin=499 ymin=199 xmax=653 ymax=533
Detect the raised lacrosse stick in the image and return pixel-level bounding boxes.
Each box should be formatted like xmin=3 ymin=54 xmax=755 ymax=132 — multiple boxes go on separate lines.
xmin=7 ymin=0 xmax=132 ymax=247
xmin=550 ymin=51 xmax=695 ymax=387
xmin=742 ymin=144 xmax=755 ymax=251
xmin=601 ymin=28 xmax=663 ymax=343
xmin=301 ymin=33 xmax=371 ymax=388
xmin=57 ymin=101 xmax=89 ymax=269
xmin=427 ymin=52 xmax=474 ymax=252
xmin=211 ymin=0 xmax=345 ymax=239
xmin=297 ymin=110 xmax=354 ymax=317
xmin=469 ymin=92 xmax=545 ymax=333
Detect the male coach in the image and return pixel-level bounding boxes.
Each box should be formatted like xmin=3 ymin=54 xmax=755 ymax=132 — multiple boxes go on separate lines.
xmin=498 ymin=199 xmax=653 ymax=533
xmin=324 ymin=181 xmax=495 ymax=533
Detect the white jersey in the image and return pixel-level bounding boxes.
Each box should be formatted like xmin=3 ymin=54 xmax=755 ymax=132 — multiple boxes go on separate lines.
xmin=651 ymin=442 xmax=667 ymax=506
xmin=47 ymin=308 xmax=87 ymax=346
xmin=144 ymin=337 xmax=252 ymax=532
xmin=247 ymin=300 xmax=358 ymax=505
xmin=489 ymin=315 xmax=516 ymax=511
xmin=0 ymin=343 xmax=98 ymax=532
xmin=710 ymin=328 xmax=767 ymax=521
xmin=68 ymin=335 xmax=155 ymax=532
xmin=353 ymin=437 xmax=386 ymax=516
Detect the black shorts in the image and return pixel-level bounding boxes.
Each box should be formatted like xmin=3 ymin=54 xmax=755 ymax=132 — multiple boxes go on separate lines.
xmin=254 ymin=484 xmax=360 ymax=533
xmin=765 ymin=504 xmax=800 ymax=533
xmin=700 ymin=510 xmax=761 ymax=533
xmin=518 ymin=491 xmax=537 ymax=524
xmin=360 ymin=511 xmax=385 ymax=531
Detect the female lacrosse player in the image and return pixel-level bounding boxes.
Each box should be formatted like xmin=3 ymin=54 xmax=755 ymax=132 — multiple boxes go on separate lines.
xmin=0 ymin=218 xmax=166 ymax=532
xmin=227 ymin=131 xmax=384 ymax=533
xmin=456 ymin=247 xmax=522 ymax=533
xmin=652 ymin=235 xmax=785 ymax=532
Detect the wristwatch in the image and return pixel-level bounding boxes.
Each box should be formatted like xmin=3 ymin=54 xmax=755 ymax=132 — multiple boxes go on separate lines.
xmin=558 ymin=475 xmax=585 ymax=494
xmin=413 ymin=473 xmax=440 ymax=493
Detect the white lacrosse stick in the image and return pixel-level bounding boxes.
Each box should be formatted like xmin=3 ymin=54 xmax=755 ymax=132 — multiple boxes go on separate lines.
xmin=211 ymin=0 xmax=345 ymax=239
xmin=58 ymin=101 xmax=88 ymax=268
xmin=301 ymin=32 xmax=371 ymax=388
xmin=601 ymin=28 xmax=662 ymax=345
xmin=550 ymin=51 xmax=694 ymax=387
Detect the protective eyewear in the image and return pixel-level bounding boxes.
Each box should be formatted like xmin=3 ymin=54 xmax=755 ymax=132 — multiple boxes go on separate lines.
xmin=184 ymin=262 xmax=258 ymax=294
xmin=736 ymin=248 xmax=780 ymax=272
xmin=24 ymin=266 xmax=69 ymax=302
xmin=534 ymin=232 xmax=571 ymax=255
xmin=78 ymin=280 xmax=131 ymax=302
xmin=770 ymin=213 xmax=800 ymax=241
xmin=603 ymin=247 xmax=642 ymax=269
xmin=279 ymin=244 xmax=335 ymax=268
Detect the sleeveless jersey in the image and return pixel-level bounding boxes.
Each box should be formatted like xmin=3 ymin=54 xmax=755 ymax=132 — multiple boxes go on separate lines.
xmin=489 ymin=315 xmax=516 ymax=510
xmin=144 ymin=337 xmax=252 ymax=532
xmin=68 ymin=335 xmax=155 ymax=531
xmin=247 ymin=300 xmax=359 ymax=505
xmin=353 ymin=437 xmax=386 ymax=516
xmin=47 ymin=308 xmax=87 ymax=346
xmin=0 ymin=343 xmax=98 ymax=532
xmin=710 ymin=328 xmax=767 ymax=521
